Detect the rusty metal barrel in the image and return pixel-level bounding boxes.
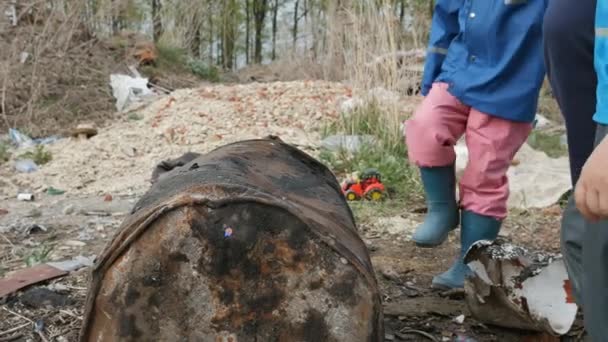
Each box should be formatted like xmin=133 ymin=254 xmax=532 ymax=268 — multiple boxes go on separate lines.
xmin=79 ymin=136 xmax=383 ymax=342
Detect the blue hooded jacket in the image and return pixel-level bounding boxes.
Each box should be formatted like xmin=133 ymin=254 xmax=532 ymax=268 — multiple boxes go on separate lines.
xmin=594 ymin=0 xmax=608 ymax=124
xmin=422 ymin=0 xmax=548 ymax=123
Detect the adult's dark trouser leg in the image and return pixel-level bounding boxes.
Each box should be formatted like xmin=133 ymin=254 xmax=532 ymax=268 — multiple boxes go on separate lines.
xmin=583 ymin=124 xmax=608 ymax=341
xmin=543 ymin=0 xmax=597 ymax=307
xmin=544 ymin=0 xmax=597 ymax=186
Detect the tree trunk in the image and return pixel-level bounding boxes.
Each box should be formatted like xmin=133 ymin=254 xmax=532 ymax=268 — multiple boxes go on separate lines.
xmin=429 ymin=0 xmax=434 ymax=20
xmin=253 ymin=0 xmax=268 ymax=64
xmin=152 ymin=0 xmax=163 ymax=42
xmin=208 ymin=1 xmax=214 ymax=65
xmin=399 ymin=0 xmax=405 ymax=25
xmin=292 ymin=0 xmax=299 ymax=51
xmin=271 ymin=0 xmax=279 ymax=60
xmin=245 ymin=0 xmax=250 ymax=64
xmin=221 ymin=0 xmax=237 ymax=70
xmin=191 ymin=25 xmax=201 ymax=58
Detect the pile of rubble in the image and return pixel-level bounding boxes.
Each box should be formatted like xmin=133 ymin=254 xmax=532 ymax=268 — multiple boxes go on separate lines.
xmin=1 ymin=81 xmax=352 ymax=197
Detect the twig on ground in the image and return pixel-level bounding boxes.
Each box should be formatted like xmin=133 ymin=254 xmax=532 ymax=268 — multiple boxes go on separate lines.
xmin=0 ymin=322 xmax=30 ymax=337
xmin=2 ymin=307 xmax=34 ymax=324
xmin=397 ymin=329 xmax=438 ymax=342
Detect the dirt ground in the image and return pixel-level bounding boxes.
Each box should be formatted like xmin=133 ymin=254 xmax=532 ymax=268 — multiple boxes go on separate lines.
xmin=0 ymin=197 xmax=584 ymax=342
xmin=0 ymin=82 xmax=582 ymax=342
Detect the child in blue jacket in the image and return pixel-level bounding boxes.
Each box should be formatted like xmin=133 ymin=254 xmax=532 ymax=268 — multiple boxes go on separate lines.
xmin=405 ymin=0 xmax=548 ymax=289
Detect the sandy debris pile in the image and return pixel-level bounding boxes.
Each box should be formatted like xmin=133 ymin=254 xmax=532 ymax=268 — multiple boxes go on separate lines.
xmin=5 ymin=81 xmax=352 ymax=197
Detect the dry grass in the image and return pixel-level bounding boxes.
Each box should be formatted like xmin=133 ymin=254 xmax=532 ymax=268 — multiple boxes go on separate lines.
xmin=0 ymin=1 xmax=121 ymax=137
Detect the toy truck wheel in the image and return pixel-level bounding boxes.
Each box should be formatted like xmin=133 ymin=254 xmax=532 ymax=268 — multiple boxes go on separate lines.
xmin=366 ymin=189 xmax=383 ymax=201
xmin=345 ymin=191 xmax=359 ymax=201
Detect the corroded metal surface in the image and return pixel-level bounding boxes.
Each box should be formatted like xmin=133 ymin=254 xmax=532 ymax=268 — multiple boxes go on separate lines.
xmin=80 ymin=136 xmax=383 ymax=341
xmin=464 ymin=240 xmax=577 ymax=335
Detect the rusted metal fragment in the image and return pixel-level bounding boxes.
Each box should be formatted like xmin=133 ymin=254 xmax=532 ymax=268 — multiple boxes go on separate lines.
xmin=0 ymin=264 xmax=67 ymax=299
xmin=80 ymin=136 xmax=383 ymax=342
xmin=464 ymin=239 xmax=578 ymax=335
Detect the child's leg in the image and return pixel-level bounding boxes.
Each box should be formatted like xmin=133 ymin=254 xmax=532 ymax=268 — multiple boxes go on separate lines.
xmin=432 ymin=110 xmax=532 ymax=289
xmin=459 ymin=110 xmax=532 ymax=219
xmin=405 ymin=82 xmax=468 ymax=168
xmin=405 ymin=82 xmax=468 ymax=247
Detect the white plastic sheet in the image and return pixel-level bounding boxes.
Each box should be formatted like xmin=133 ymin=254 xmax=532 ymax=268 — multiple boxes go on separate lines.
xmin=109 ymin=74 xmax=155 ymax=112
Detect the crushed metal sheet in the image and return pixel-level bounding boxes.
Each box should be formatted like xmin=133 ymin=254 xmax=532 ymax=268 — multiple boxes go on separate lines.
xmin=464 ymin=239 xmax=578 ymax=335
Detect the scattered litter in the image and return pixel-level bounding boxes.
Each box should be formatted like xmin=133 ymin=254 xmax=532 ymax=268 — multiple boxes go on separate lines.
xmin=452 ymin=334 xmax=478 ymax=342
xmin=20 ymin=52 xmax=29 ymax=64
xmin=71 ymin=123 xmax=98 ymax=140
xmin=24 ymin=208 xmax=42 ymax=218
xmin=24 ymin=224 xmax=47 ymax=235
xmin=62 ymin=204 xmax=75 ymax=215
xmin=64 ymin=240 xmax=86 ymax=247
xmin=17 ymin=193 xmax=35 ymax=201
xmin=560 ymin=134 xmax=568 ymax=148
xmin=14 ymin=159 xmax=38 ymax=173
xmin=19 ymin=288 xmax=72 ymax=309
xmin=533 ymin=114 xmax=552 ymax=130
xmin=464 ymin=239 xmax=578 ymax=335
xmin=223 ymin=226 xmax=233 ymax=238
xmin=0 ymin=264 xmax=67 ymax=298
xmin=110 ymin=74 xmax=155 ymax=112
xmin=121 ymin=146 xmax=137 ymax=157
xmin=47 ymin=255 xmax=95 ymax=272
xmin=34 ymin=319 xmax=49 ymax=342
xmin=453 ymin=314 xmax=466 ymax=325
xmin=77 ymin=230 xmax=95 ymax=241
xmin=321 ymin=135 xmax=377 ymax=153
xmin=82 ymin=211 xmax=111 ymax=217
xmin=9 ymin=128 xmax=35 ymax=149
xmin=46 ymin=187 xmax=65 ymax=196
xmin=380 ymin=267 xmax=401 ymax=282
xmin=104 ymin=194 xmax=113 ymax=202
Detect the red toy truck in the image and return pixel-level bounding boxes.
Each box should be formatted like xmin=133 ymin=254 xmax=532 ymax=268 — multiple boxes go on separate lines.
xmin=341 ymin=168 xmax=386 ymax=201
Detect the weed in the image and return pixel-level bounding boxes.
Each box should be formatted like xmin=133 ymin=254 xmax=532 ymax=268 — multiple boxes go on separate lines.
xmin=320 ymin=102 xmax=422 ymax=203
xmin=0 ymin=142 xmax=10 ymax=164
xmin=24 ymin=244 xmax=54 ymax=267
xmin=156 ymin=43 xmax=188 ymax=72
xmin=18 ymin=145 xmax=52 ymax=165
xmin=188 ymin=60 xmax=220 ymax=82
xmin=127 ymin=113 xmax=143 ymax=121
xmin=527 ymin=131 xmax=568 ymax=158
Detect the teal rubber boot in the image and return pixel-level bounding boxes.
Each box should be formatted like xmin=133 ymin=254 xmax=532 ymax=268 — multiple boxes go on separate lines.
xmin=412 ymin=166 xmax=460 ymax=247
xmin=432 ymin=210 xmax=501 ymax=290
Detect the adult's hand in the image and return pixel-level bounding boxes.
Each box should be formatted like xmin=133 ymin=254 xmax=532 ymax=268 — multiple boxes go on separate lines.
xmin=575 ymin=136 xmax=608 ymax=221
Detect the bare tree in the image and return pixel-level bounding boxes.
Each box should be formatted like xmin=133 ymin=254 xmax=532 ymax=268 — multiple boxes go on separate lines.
xmin=245 ymin=0 xmax=250 ymax=64
xmin=252 ymin=0 xmax=268 ymax=64
xmin=152 ymin=0 xmax=163 ymax=42
xmin=271 ymin=0 xmax=279 ymax=60
xmin=292 ymin=0 xmax=299 ymax=50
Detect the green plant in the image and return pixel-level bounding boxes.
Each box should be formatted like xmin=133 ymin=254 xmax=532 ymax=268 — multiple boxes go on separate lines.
xmin=188 ymin=60 xmax=220 ymax=82
xmin=320 ymin=102 xmax=422 ymax=202
xmin=0 ymin=142 xmax=10 ymax=164
xmin=156 ymin=43 xmax=188 ymax=71
xmin=527 ymin=131 xmax=568 ymax=158
xmin=127 ymin=113 xmax=143 ymax=121
xmin=24 ymin=245 xmax=54 ymax=267
xmin=19 ymin=145 xmax=52 ymax=165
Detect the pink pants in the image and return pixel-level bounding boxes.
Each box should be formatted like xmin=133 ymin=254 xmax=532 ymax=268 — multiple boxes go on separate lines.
xmin=405 ymin=83 xmax=532 ymax=219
